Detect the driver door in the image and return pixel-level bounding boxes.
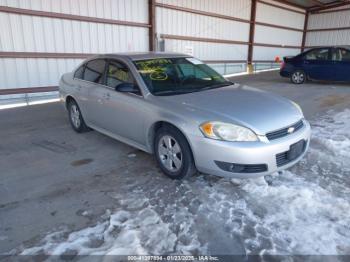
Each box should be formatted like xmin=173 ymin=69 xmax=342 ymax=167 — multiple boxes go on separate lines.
xmin=88 ymin=59 xmax=146 ymax=145
xmin=303 ymin=48 xmax=334 ymax=80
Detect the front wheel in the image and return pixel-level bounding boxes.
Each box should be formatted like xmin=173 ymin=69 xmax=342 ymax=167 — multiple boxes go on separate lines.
xmin=154 ymin=126 xmax=196 ymax=179
xmin=291 ymin=70 xmax=306 ymax=84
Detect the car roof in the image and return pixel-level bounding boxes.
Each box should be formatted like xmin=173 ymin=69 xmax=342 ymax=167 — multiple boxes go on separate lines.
xmin=337 ymin=45 xmax=350 ymax=50
xmin=307 ymin=46 xmax=350 ymax=50
xmin=92 ymin=52 xmax=190 ymax=61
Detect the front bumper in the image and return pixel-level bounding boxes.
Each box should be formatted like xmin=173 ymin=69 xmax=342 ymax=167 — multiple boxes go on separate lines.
xmin=190 ymin=120 xmax=311 ymax=178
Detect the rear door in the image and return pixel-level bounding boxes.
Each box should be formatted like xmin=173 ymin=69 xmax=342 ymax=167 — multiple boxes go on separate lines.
xmin=70 ymin=64 xmax=89 ymax=113
xmin=302 ymin=48 xmax=334 ymax=80
xmin=88 ymin=59 xmax=147 ymax=145
xmin=332 ymin=48 xmax=350 ymax=81
xmin=78 ymin=59 xmax=107 ymax=125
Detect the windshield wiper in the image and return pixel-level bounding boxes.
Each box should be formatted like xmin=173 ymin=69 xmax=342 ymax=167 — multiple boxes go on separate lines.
xmin=154 ymin=81 xmax=234 ymax=96
xmin=154 ymin=89 xmax=197 ymax=96
xmin=201 ymin=81 xmax=233 ymax=91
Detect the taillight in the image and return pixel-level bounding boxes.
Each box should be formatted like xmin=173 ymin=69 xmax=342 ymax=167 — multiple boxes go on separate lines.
xmin=280 ymin=61 xmax=286 ymax=70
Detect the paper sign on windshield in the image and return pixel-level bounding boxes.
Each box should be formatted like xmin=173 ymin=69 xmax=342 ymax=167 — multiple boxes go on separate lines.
xmin=186 ymin=58 xmax=204 ymax=65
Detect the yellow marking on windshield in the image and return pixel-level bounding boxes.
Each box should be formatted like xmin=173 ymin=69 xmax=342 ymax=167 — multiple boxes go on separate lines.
xmin=150 ymin=69 xmax=168 ymax=81
xmin=136 ymin=59 xmax=172 ymax=81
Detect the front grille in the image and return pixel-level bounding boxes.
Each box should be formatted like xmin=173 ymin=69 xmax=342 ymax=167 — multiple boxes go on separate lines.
xmin=215 ymin=161 xmax=268 ymax=173
xmin=276 ymin=140 xmax=307 ymax=167
xmin=266 ymin=120 xmax=304 ymax=141
xmin=276 ymin=152 xmax=290 ymax=167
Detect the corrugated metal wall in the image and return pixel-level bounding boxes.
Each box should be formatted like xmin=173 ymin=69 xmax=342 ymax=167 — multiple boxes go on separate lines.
xmin=306 ymin=8 xmax=350 ymax=47
xmin=0 ymin=0 xmax=310 ymax=94
xmin=0 ymin=0 xmax=148 ymax=20
xmin=158 ymin=0 xmax=304 ymax=63
xmin=253 ymin=0 xmax=305 ymax=61
xmin=156 ymin=0 xmax=251 ymax=19
xmin=0 ymin=0 xmax=149 ymax=90
xmin=157 ymin=0 xmax=251 ymax=62
xmin=163 ymin=40 xmax=248 ymax=61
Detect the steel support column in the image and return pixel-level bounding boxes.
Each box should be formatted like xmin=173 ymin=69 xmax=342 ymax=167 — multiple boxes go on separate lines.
xmin=149 ymin=0 xmax=156 ymax=51
xmin=247 ymin=0 xmax=257 ymax=73
xmin=301 ymin=11 xmax=309 ymax=52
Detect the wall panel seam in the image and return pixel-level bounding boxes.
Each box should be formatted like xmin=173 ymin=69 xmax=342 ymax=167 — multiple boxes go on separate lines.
xmin=0 ymin=52 xmax=95 ymax=59
xmin=156 ymin=3 xmax=304 ymax=32
xmin=161 ymin=34 xmax=301 ymax=49
xmin=0 ymin=6 xmax=151 ymax=28
xmin=0 ymin=86 xmax=58 ymax=95
xmin=307 ymin=26 xmax=350 ymax=32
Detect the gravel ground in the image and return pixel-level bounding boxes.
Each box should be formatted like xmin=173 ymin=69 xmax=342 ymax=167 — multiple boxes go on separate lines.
xmin=1 ymin=71 xmax=350 ymax=259
xmin=13 ymin=109 xmax=350 ymax=257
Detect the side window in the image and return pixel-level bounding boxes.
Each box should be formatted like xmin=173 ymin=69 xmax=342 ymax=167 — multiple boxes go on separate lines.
xmin=333 ymin=48 xmax=350 ymax=62
xmin=74 ymin=65 xmax=85 ymax=79
xmin=305 ymin=49 xmax=329 ymax=61
xmin=106 ymin=61 xmax=135 ymax=89
xmin=83 ymin=59 xmax=106 ymax=83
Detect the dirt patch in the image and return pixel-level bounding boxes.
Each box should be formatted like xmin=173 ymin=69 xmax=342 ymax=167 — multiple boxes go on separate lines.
xmin=319 ymin=95 xmax=350 ymax=108
xmin=70 ymin=158 xmax=94 ymax=167
xmin=32 ymin=140 xmax=76 ymax=153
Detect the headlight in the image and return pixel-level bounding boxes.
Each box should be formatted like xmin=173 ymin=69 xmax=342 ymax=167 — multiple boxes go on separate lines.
xmin=199 ymin=121 xmax=258 ymax=142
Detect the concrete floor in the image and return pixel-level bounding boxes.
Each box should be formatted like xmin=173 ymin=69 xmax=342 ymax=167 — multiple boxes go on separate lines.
xmin=1 ymin=71 xmax=350 ymax=256
xmin=233 ymin=70 xmax=350 ymax=119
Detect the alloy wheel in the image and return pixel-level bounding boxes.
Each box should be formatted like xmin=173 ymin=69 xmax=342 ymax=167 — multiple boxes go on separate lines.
xmin=292 ymin=71 xmax=305 ymax=84
xmin=70 ymin=104 xmax=81 ymax=128
xmin=158 ymin=135 xmax=183 ymax=172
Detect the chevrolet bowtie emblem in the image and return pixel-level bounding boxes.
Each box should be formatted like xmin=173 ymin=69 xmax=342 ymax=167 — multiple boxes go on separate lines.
xmin=287 ymin=127 xmax=295 ymax=134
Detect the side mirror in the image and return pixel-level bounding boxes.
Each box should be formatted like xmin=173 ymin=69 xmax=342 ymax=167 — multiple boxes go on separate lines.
xmin=115 ymin=83 xmax=140 ymax=94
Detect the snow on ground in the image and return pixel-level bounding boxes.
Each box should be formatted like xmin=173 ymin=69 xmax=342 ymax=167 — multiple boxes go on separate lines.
xmin=18 ymin=109 xmax=350 ymax=256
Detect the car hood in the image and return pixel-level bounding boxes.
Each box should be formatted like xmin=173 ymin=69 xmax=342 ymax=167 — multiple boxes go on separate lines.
xmin=158 ymin=84 xmax=303 ymax=135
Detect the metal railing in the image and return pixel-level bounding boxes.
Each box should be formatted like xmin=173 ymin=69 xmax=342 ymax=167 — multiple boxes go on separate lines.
xmin=207 ymin=61 xmax=280 ymax=76
xmin=0 ymin=62 xmax=281 ymax=108
xmin=252 ymin=61 xmax=281 ymax=72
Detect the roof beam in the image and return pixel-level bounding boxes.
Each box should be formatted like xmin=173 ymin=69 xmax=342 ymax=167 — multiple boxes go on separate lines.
xmin=272 ymin=0 xmax=307 ymax=10
xmin=309 ymin=0 xmax=350 ymax=12
xmin=308 ymin=0 xmax=325 ymax=7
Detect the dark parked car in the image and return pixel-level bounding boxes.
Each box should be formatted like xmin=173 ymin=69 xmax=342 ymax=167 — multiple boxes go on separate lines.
xmin=280 ymin=46 xmax=350 ymax=84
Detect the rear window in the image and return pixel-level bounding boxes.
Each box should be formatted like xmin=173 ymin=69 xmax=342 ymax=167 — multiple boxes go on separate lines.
xmin=333 ymin=48 xmax=350 ymax=62
xmin=305 ymin=49 xmax=329 ymax=61
xmin=83 ymin=59 xmax=106 ymax=83
xmin=74 ymin=65 xmax=85 ymax=79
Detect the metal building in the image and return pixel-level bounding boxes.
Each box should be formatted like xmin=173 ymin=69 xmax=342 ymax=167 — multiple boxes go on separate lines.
xmin=0 ymin=0 xmax=349 ymax=103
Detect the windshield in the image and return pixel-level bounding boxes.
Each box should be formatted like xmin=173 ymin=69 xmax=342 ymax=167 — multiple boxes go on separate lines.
xmin=133 ymin=57 xmax=232 ymax=96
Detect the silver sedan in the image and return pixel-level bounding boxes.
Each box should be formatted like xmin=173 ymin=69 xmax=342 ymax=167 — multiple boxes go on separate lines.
xmin=59 ymin=52 xmax=311 ymax=179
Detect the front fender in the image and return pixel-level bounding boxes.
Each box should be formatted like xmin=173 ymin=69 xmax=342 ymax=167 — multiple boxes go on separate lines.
xmin=145 ymin=111 xmax=198 ymax=155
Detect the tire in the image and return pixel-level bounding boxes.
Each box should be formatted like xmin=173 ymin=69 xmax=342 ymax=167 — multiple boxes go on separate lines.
xmin=67 ymin=100 xmax=90 ymax=133
xmin=290 ymin=70 xmax=306 ymax=84
xmin=154 ymin=126 xmax=196 ymax=179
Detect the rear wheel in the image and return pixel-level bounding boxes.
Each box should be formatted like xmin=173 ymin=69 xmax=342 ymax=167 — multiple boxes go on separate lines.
xmin=291 ymin=70 xmax=306 ymax=84
xmin=68 ymin=100 xmax=90 ymax=133
xmin=154 ymin=126 xmax=196 ymax=179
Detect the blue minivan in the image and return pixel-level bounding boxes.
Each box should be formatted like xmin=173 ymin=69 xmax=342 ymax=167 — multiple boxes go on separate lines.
xmin=280 ymin=46 xmax=350 ymax=84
